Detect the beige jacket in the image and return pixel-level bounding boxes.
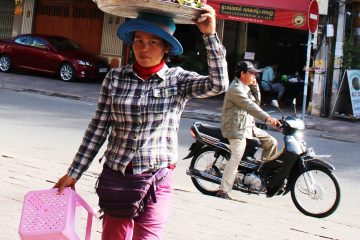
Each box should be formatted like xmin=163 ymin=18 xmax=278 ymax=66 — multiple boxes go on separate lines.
xmin=221 ymin=78 xmax=270 ymax=139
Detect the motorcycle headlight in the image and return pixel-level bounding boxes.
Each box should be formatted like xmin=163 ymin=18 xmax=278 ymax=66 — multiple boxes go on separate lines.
xmin=78 ymin=60 xmax=93 ymax=66
xmin=306 ymin=147 xmax=315 ymax=157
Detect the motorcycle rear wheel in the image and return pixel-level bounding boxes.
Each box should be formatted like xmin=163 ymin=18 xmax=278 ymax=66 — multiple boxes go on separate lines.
xmin=190 ymin=147 xmax=225 ymax=196
xmin=291 ymin=166 xmax=340 ymax=218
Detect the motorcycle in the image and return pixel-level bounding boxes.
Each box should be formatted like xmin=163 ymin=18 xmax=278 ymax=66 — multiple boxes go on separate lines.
xmin=184 ymin=100 xmax=340 ymax=218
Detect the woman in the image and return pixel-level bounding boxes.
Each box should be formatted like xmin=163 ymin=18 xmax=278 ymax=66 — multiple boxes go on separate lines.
xmin=54 ymin=4 xmax=228 ymax=240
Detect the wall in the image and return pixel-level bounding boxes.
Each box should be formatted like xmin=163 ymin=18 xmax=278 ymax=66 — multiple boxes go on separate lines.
xmin=21 ymin=0 xmax=35 ymax=34
xmin=0 ymin=0 xmax=15 ymax=39
xmin=100 ymin=14 xmax=124 ymax=68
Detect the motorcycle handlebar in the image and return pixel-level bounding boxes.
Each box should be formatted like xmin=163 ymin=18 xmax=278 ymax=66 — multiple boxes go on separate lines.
xmin=277 ymin=119 xmax=288 ymax=130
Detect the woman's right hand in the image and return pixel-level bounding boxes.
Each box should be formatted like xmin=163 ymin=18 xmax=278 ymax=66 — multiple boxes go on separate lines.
xmin=193 ymin=4 xmax=216 ymax=36
xmin=54 ymin=174 xmax=77 ymax=194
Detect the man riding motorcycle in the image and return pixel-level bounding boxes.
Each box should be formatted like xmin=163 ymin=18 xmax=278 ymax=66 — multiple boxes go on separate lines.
xmin=217 ymin=61 xmax=280 ymax=200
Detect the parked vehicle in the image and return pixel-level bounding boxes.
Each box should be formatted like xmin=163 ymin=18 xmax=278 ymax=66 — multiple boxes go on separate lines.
xmin=0 ymin=34 xmax=109 ymax=81
xmin=184 ymin=100 xmax=340 ymax=218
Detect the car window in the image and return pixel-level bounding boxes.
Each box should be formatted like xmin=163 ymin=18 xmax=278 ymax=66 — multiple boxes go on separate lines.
xmin=14 ymin=36 xmax=30 ymax=45
xmin=28 ymin=37 xmax=48 ymax=49
xmin=48 ymin=37 xmax=81 ymax=51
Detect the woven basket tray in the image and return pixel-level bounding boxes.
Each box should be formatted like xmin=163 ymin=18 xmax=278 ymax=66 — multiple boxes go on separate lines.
xmin=94 ymin=0 xmax=203 ymax=24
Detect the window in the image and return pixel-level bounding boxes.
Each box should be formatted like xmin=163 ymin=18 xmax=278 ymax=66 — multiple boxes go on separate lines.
xmin=14 ymin=36 xmax=30 ymax=45
xmin=28 ymin=37 xmax=48 ymax=49
xmin=48 ymin=37 xmax=81 ymax=51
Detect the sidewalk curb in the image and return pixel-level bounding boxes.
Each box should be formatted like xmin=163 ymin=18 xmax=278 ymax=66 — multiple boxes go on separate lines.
xmin=2 ymin=85 xmax=98 ymax=103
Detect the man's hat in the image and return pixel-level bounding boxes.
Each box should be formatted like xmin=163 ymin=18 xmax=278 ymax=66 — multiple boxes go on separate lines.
xmin=117 ymin=12 xmax=183 ymax=55
xmin=237 ymin=61 xmax=261 ymax=74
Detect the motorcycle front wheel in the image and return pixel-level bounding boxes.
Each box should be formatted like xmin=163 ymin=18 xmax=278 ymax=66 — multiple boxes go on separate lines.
xmin=291 ymin=166 xmax=340 ymax=218
xmin=190 ymin=147 xmax=226 ymax=196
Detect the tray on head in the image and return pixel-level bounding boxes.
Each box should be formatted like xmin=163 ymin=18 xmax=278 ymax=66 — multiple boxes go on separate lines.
xmin=94 ymin=0 xmax=203 ymax=24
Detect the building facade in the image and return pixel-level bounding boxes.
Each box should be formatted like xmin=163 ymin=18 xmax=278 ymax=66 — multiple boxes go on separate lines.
xmin=3 ymin=0 xmax=357 ymax=118
xmin=0 ymin=0 xmax=124 ymax=67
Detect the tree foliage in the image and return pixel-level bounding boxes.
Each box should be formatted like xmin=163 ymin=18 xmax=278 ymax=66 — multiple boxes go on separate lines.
xmin=343 ymin=36 xmax=360 ymax=69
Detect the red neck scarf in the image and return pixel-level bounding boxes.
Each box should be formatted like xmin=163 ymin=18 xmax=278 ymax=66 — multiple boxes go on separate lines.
xmin=133 ymin=60 xmax=165 ymax=80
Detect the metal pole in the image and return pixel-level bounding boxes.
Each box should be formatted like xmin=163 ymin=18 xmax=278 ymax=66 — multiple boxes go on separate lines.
xmin=302 ymin=31 xmax=312 ymax=119
xmin=330 ymin=2 xmax=346 ymax=113
xmin=322 ymin=40 xmax=328 ymax=116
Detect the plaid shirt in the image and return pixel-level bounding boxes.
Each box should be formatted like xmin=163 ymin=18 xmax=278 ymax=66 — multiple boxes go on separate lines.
xmin=67 ymin=34 xmax=229 ymax=179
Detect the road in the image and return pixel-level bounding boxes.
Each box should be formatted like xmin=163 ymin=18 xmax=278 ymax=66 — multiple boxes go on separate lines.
xmin=0 ymin=88 xmax=359 ymax=239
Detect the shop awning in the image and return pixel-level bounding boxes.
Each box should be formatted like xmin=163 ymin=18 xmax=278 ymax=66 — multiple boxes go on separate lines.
xmin=207 ymin=0 xmax=312 ymax=30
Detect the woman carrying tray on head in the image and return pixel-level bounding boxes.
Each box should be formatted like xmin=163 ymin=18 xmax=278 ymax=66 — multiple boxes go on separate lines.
xmin=54 ymin=4 xmax=228 ymax=240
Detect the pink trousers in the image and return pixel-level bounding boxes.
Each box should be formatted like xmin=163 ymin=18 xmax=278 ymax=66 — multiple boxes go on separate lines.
xmin=101 ymin=170 xmax=173 ymax=240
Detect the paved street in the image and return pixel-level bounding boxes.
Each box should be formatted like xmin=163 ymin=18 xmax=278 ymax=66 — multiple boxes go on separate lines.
xmin=1 ymin=152 xmax=360 ymax=240
xmin=1 ymin=72 xmax=360 ymax=143
xmin=1 ymin=72 xmax=360 ymax=239
xmin=1 ymin=148 xmax=359 ymax=240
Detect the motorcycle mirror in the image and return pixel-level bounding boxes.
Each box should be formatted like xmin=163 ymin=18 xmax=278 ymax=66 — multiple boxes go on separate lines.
xmin=271 ymin=99 xmax=284 ymax=116
xmin=292 ymin=98 xmax=297 ymax=115
xmin=271 ymin=100 xmax=279 ymax=108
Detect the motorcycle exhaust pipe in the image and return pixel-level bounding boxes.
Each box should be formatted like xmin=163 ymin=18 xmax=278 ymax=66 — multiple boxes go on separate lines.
xmin=187 ymin=168 xmax=266 ymax=194
xmin=186 ymin=168 xmax=222 ymax=185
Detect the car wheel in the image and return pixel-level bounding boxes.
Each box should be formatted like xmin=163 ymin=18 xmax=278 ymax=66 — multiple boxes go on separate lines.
xmin=0 ymin=55 xmax=11 ymax=72
xmin=59 ymin=63 xmax=75 ymax=81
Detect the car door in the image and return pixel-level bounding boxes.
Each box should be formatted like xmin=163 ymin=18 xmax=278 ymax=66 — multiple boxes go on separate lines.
xmin=10 ymin=36 xmax=31 ymax=68
xmin=24 ymin=36 xmax=54 ymax=73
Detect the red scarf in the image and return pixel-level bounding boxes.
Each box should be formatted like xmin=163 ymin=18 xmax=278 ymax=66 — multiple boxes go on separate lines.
xmin=133 ymin=60 xmax=165 ymax=80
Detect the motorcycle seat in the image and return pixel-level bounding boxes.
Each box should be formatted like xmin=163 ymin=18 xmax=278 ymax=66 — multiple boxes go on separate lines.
xmin=196 ymin=124 xmax=261 ymax=148
xmin=198 ymin=124 xmax=229 ymax=143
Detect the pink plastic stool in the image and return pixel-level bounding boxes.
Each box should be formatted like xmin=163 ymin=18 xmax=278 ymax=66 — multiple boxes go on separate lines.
xmin=19 ymin=187 xmax=97 ymax=240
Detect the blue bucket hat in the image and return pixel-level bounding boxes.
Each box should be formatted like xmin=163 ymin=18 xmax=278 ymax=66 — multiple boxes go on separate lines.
xmin=117 ymin=12 xmax=183 ymax=55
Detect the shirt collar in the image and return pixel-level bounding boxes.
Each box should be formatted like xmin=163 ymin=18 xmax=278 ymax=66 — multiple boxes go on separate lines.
xmin=157 ymin=64 xmax=169 ymax=81
xmin=235 ymin=77 xmax=250 ymax=92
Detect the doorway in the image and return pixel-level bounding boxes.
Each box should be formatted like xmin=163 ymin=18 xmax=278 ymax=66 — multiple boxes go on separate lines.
xmin=34 ymin=0 xmax=104 ymax=54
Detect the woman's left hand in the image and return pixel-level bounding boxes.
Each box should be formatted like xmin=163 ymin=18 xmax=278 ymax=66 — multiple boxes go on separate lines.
xmin=54 ymin=174 xmax=77 ymax=194
xmin=193 ymin=4 xmax=216 ymax=36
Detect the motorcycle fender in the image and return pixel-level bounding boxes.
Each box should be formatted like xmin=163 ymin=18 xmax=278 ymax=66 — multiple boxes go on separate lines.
xmin=305 ymin=158 xmax=335 ymax=171
xmin=183 ymin=142 xmax=204 ymax=160
xmin=283 ymin=158 xmax=335 ymax=196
